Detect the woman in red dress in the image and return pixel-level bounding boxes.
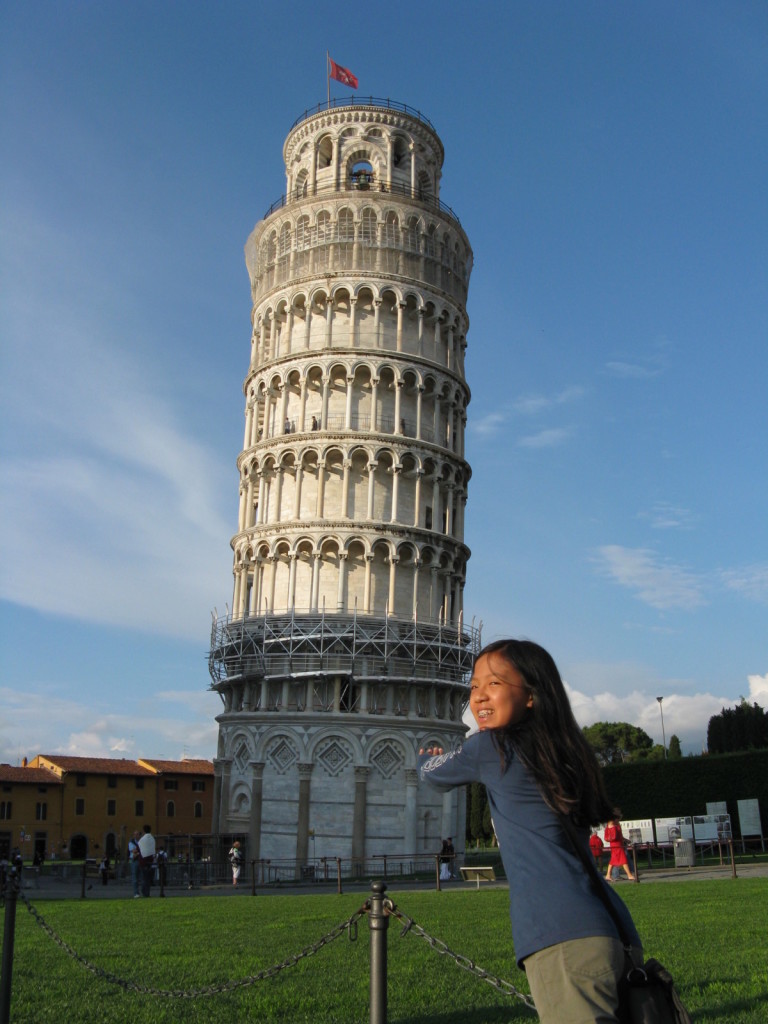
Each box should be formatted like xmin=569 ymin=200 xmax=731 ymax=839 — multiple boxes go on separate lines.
xmin=603 ymin=814 xmax=635 ymax=881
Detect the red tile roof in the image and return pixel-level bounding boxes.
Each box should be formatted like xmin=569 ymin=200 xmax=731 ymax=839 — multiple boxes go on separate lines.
xmin=32 ymin=756 xmax=155 ymax=777
xmin=139 ymin=759 xmax=214 ymax=775
xmin=0 ymin=764 xmax=61 ymax=784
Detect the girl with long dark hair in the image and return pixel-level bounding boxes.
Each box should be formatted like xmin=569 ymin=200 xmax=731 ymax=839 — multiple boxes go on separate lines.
xmin=419 ymin=638 xmax=642 ymax=1024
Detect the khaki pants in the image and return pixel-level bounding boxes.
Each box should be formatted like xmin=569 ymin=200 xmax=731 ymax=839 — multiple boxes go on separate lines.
xmin=524 ymin=936 xmax=643 ymax=1024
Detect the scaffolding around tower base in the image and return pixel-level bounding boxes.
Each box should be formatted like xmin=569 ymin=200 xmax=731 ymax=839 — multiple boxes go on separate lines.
xmin=209 ymin=606 xmax=480 ymax=712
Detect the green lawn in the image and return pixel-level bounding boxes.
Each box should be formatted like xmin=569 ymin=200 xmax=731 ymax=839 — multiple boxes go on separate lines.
xmin=4 ymin=879 xmax=767 ymax=1022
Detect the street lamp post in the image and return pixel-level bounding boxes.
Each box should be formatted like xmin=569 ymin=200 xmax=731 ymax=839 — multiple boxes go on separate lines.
xmin=656 ymin=697 xmax=667 ymax=759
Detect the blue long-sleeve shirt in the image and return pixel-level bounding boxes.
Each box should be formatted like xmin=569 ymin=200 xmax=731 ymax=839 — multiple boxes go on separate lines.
xmin=419 ymin=731 xmax=641 ymax=965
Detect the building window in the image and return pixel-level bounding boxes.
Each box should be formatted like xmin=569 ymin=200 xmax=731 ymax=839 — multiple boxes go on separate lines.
xmin=163 ymin=780 xmax=178 ymax=791
xmin=192 ymin=781 xmax=206 ymax=792
xmin=0 ymin=802 xmax=12 ymax=820
xmin=107 ymin=776 xmax=117 ymax=789
xmin=107 ymin=800 xmax=116 ymax=816
xmin=37 ymin=785 xmax=48 ymax=793
xmin=35 ymin=802 xmax=47 ymax=821
xmin=135 ymin=800 xmax=144 ymax=816
xmin=166 ymin=801 xmax=175 ymax=818
xmin=194 ymin=802 xmax=203 ymax=819
xmin=135 ymin=779 xmax=144 ymax=790
xmin=75 ymin=799 xmax=85 ymax=816
xmin=76 ymin=774 xmax=86 ymax=787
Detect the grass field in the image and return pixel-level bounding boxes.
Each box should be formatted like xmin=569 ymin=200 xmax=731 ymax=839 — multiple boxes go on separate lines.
xmin=4 ymin=878 xmax=767 ymax=1022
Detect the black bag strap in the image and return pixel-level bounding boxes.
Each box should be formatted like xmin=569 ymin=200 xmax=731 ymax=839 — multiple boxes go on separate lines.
xmin=559 ymin=815 xmax=634 ymax=948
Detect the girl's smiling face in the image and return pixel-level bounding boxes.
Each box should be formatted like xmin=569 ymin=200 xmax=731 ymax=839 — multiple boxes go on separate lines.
xmin=470 ymin=652 xmax=533 ymax=730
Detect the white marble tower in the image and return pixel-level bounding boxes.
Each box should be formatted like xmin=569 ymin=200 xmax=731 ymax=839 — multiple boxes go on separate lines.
xmin=209 ymin=98 xmax=478 ymax=869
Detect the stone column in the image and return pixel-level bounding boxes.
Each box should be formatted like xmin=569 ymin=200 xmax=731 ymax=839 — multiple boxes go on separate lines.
xmin=366 ymin=461 xmax=376 ymax=520
xmin=321 ymin=375 xmax=330 ymax=428
xmin=216 ymin=758 xmax=233 ymax=834
xmin=388 ymin=555 xmax=399 ymax=614
xmin=370 ymin=377 xmax=379 ymax=431
xmin=299 ymin=376 xmax=308 ymax=431
xmin=394 ymin=381 xmax=403 ymax=433
xmin=288 ymin=552 xmax=298 ymax=608
xmin=247 ymin=761 xmax=265 ymax=863
xmin=390 ymin=465 xmax=401 ymax=522
xmin=345 ymin=375 xmax=354 ymax=428
xmin=296 ymin=763 xmax=314 ymax=872
xmin=352 ymin=766 xmax=370 ymax=864
xmin=337 ymin=551 xmax=348 ymax=610
xmin=404 ymin=769 xmax=419 ymax=853
xmin=364 ymin=553 xmax=373 ymax=613
xmin=341 ymin=458 xmax=351 ymax=518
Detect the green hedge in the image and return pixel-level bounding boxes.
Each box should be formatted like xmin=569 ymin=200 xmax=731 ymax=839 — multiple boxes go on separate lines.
xmin=603 ymin=749 xmax=768 ymax=835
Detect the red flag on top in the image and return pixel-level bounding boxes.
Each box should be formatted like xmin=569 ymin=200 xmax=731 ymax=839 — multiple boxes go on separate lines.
xmin=329 ymin=58 xmax=358 ymax=90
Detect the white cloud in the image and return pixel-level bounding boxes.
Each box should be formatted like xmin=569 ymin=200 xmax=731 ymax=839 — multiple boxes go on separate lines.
xmin=512 ymin=386 xmax=586 ymax=415
xmin=0 ymin=282 xmax=232 ymax=638
xmin=518 ymin=426 xmax=574 ymax=449
xmin=0 ymin=686 xmax=218 ymax=764
xmin=638 ymin=502 xmax=698 ymax=530
xmin=469 ymin=387 xmax=585 ymax=437
xmin=471 ymin=411 xmax=509 ymax=436
xmin=595 ymin=545 xmax=707 ymax=610
xmin=748 ymin=673 xmax=768 ymax=705
xmin=720 ymin=565 xmax=768 ymax=603
xmin=604 ymin=361 xmax=660 ymax=379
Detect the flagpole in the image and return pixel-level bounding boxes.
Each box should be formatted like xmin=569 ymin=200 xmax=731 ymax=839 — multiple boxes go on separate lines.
xmin=326 ymin=51 xmax=330 ymax=108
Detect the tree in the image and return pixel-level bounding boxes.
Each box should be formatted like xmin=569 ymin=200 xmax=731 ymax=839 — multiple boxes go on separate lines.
xmin=668 ymin=734 xmax=682 ymax=759
xmin=582 ymin=722 xmax=654 ymax=765
xmin=707 ymin=699 xmax=768 ymax=754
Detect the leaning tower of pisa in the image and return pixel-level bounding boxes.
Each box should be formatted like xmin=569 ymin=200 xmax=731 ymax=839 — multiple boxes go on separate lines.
xmin=208 ymin=97 xmax=478 ymax=869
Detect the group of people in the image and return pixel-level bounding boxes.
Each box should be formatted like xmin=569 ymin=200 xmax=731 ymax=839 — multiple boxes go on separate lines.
xmin=419 ymin=638 xmax=645 ymax=1024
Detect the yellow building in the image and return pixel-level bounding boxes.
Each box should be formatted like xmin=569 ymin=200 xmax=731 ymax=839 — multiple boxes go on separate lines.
xmin=0 ymin=764 xmax=62 ymax=863
xmin=0 ymin=755 xmax=213 ymax=862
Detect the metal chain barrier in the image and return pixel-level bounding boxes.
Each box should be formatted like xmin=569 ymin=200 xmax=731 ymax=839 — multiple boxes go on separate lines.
xmin=384 ymin=898 xmax=538 ymax=1014
xmin=18 ymin=888 xmax=367 ymax=999
xmin=12 ymin=884 xmax=538 ymax=1018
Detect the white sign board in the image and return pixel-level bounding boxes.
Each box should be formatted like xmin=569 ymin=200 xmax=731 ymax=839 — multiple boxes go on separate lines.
xmin=691 ymin=814 xmax=732 ymax=843
xmin=737 ymin=799 xmax=762 ymax=838
xmin=622 ymin=818 xmax=654 ymax=845
xmin=706 ymin=801 xmax=728 ymax=816
xmin=654 ymin=816 xmax=693 ymax=844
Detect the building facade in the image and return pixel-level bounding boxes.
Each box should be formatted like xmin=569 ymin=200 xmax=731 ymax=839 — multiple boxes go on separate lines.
xmin=0 ymin=756 xmax=213 ymax=862
xmin=209 ymin=97 xmax=478 ymax=866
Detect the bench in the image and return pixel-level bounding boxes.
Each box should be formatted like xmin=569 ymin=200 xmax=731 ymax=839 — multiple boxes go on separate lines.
xmin=460 ymin=865 xmax=496 ymax=888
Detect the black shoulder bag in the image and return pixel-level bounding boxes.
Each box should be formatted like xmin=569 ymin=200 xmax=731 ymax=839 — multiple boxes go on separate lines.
xmin=560 ymin=816 xmax=693 ymax=1024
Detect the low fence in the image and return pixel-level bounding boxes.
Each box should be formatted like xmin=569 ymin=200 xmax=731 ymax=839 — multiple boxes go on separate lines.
xmin=0 ymin=871 xmax=536 ymax=1024
xmin=20 ymin=853 xmax=466 ymax=896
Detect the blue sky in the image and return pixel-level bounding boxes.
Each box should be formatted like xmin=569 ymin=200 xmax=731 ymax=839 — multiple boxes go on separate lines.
xmin=1 ymin=1 xmax=766 ymax=764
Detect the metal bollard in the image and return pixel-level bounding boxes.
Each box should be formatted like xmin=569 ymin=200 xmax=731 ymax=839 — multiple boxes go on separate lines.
xmin=434 ymin=854 xmax=441 ymax=891
xmin=369 ymin=881 xmax=388 ymax=1024
xmin=0 ymin=869 xmax=19 ymax=1024
xmin=80 ymin=861 xmax=87 ymax=899
xmin=728 ymin=839 xmax=738 ymax=879
xmin=336 ymin=857 xmax=343 ymax=895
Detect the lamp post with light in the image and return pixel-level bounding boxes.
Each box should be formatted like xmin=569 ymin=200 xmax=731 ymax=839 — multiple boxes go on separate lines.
xmin=656 ymin=697 xmax=667 ymax=759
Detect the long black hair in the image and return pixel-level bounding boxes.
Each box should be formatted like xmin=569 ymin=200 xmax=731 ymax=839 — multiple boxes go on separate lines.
xmin=476 ymin=638 xmax=614 ymax=826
